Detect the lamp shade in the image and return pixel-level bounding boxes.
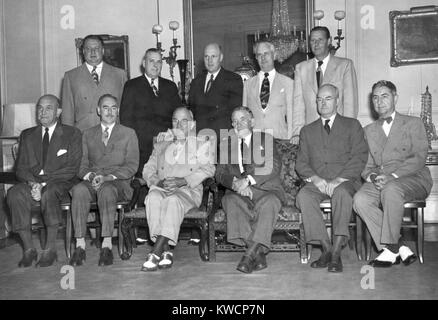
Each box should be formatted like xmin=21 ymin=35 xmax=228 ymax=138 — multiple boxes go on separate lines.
xmin=1 ymin=103 xmax=37 ymax=138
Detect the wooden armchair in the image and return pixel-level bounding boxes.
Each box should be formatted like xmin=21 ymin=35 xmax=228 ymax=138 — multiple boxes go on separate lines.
xmin=119 ymin=177 xmax=216 ymax=261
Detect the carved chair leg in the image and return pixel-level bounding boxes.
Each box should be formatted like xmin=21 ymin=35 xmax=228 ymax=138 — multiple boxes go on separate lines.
xmin=198 ymin=220 xmax=209 ymax=262
xmin=208 ymin=222 xmax=216 ymax=262
xmin=417 ymin=207 xmax=424 ymax=264
xmin=117 ymin=208 xmax=125 ymax=259
xmin=120 ymin=217 xmax=133 ymax=260
xmin=299 ymin=222 xmax=308 ymax=264
xmin=355 ymin=216 xmax=363 ymax=261
xmin=65 ymin=209 xmax=73 ymax=259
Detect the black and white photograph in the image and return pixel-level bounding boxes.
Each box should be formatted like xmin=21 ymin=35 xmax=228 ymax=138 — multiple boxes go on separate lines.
xmin=0 ymin=0 xmax=437 ymax=305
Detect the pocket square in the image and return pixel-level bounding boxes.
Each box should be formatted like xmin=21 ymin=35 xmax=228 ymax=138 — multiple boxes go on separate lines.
xmin=57 ymin=149 xmax=67 ymax=156
xmin=280 ymin=88 xmax=285 ymax=93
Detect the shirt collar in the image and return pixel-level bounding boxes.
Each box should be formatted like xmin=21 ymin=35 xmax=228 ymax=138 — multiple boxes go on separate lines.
xmin=239 ymin=133 xmax=252 ymax=146
xmin=315 ymin=54 xmax=330 ymax=69
xmin=258 ymin=68 xmax=276 ymax=79
xmin=42 ymin=122 xmax=57 ymax=136
xmin=101 ymin=122 xmax=116 ymax=134
xmin=86 ymin=62 xmax=103 ymax=72
xmin=144 ymin=74 xmax=159 ymax=87
xmin=207 ymin=67 xmax=221 ymax=80
xmin=321 ymin=113 xmax=337 ymax=126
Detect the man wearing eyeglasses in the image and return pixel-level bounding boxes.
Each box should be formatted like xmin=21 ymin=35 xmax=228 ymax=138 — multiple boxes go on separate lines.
xmin=295 ymin=84 xmax=368 ymax=273
xmin=61 ymin=34 xmax=127 ymax=132
xmin=140 ymin=107 xmax=215 ymax=271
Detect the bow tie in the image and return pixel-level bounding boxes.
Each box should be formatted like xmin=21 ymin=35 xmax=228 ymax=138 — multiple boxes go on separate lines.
xmin=380 ymin=117 xmax=393 ymax=124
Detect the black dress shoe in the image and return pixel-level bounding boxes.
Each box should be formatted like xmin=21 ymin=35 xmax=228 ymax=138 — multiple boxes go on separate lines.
xmin=18 ymin=248 xmax=38 ymax=268
xmin=69 ymin=247 xmax=86 ymax=266
xmin=369 ymin=256 xmax=401 ymax=268
xmin=236 ymin=255 xmax=254 ymax=274
xmin=253 ymin=251 xmax=267 ymax=271
xmin=328 ymin=256 xmax=343 ymax=273
xmin=310 ymin=252 xmax=331 ymax=268
xmin=98 ymin=247 xmax=114 ymax=266
xmin=36 ymin=249 xmax=58 ymax=267
xmin=402 ymin=254 xmax=417 ymax=266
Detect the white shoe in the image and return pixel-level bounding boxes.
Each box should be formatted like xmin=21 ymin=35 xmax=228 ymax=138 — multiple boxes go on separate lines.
xmin=369 ymin=248 xmax=400 ymax=267
xmin=399 ymin=245 xmax=417 ymax=266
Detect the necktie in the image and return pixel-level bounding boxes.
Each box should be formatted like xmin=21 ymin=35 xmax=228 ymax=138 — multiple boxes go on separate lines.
xmin=91 ymin=66 xmax=99 ymax=84
xmin=239 ymin=139 xmax=245 ymax=174
xmin=205 ymin=74 xmax=214 ymax=93
xmin=102 ymin=126 xmax=109 ymax=146
xmin=381 ymin=117 xmax=393 ymax=124
xmin=324 ymin=119 xmax=331 ymax=135
xmin=42 ymin=127 xmax=49 ymax=167
xmin=316 ymin=60 xmax=323 ymax=88
xmin=260 ymin=72 xmax=270 ymax=109
xmin=151 ymin=78 xmax=159 ymax=97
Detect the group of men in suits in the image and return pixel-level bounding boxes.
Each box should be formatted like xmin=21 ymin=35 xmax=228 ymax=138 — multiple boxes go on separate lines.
xmin=6 ymin=27 xmax=432 ymax=275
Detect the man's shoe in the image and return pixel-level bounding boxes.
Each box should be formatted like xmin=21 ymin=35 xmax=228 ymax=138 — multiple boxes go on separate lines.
xmin=399 ymin=245 xmax=417 ymax=266
xmin=369 ymin=248 xmax=400 ymax=268
xmin=141 ymin=253 xmax=161 ymax=272
xmin=158 ymin=251 xmax=173 ymax=269
xmin=328 ymin=256 xmax=343 ymax=273
xmin=236 ymin=255 xmax=254 ymax=274
xmin=98 ymin=247 xmax=113 ymax=266
xmin=253 ymin=251 xmax=267 ymax=271
xmin=18 ymin=248 xmax=38 ymax=268
xmin=69 ymin=247 xmax=86 ymax=266
xmin=310 ymin=252 xmax=331 ymax=268
xmin=35 ymin=249 xmax=57 ymax=267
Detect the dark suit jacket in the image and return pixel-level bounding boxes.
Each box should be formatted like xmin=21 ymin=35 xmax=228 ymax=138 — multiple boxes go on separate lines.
xmin=215 ymin=131 xmax=285 ymax=204
xmin=189 ymin=68 xmax=243 ymax=136
xmin=362 ymin=112 xmax=432 ymax=189
xmin=15 ymin=123 xmax=82 ymax=184
xmin=296 ymin=114 xmax=368 ymax=182
xmin=120 ymin=75 xmax=181 ymax=177
xmin=61 ymin=62 xmax=127 ymax=131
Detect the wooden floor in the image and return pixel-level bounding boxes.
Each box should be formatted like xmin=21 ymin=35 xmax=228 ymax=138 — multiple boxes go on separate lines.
xmin=1 ymin=232 xmax=438 ymax=300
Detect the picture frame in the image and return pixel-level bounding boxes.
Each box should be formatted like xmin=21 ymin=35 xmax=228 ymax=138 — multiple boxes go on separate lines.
xmin=75 ymin=34 xmax=130 ymax=79
xmin=390 ymin=6 xmax=438 ymax=67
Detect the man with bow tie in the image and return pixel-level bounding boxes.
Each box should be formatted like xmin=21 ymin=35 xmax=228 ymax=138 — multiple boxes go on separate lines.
xmin=295 ymin=84 xmax=368 ymax=273
xmin=140 ymin=107 xmax=215 ymax=271
xmin=354 ymin=80 xmax=433 ymax=267
xmin=216 ymin=106 xmax=285 ymax=274
xmin=69 ymin=94 xmax=139 ymax=266
xmin=7 ymin=94 xmax=82 ymax=267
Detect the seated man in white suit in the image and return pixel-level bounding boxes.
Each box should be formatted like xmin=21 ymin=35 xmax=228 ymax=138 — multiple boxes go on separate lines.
xmin=141 ymin=107 xmax=216 ymax=271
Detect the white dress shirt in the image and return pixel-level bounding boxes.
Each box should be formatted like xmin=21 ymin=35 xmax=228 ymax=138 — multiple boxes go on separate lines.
xmin=145 ymin=74 xmax=159 ymax=91
xmin=86 ymin=62 xmax=103 ymax=78
xmin=257 ymin=69 xmax=276 ymax=95
xmin=315 ymin=54 xmax=330 ymax=77
xmin=238 ymin=133 xmax=256 ymax=185
xmin=204 ymin=68 xmax=221 ymax=92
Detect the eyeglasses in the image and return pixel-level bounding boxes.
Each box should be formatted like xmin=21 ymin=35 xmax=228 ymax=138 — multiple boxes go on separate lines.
xmin=316 ymin=96 xmax=335 ymax=103
xmin=172 ymin=119 xmax=189 ymax=126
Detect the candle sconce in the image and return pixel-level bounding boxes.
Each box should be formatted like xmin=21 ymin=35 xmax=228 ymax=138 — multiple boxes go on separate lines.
xmin=152 ymin=21 xmax=181 ymax=82
xmin=313 ymin=10 xmax=345 ymax=54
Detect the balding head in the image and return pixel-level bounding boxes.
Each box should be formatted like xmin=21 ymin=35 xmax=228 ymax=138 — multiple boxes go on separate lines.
xmin=204 ymin=43 xmax=223 ymax=74
xmin=37 ymin=94 xmax=60 ymax=127
xmin=172 ymin=107 xmax=195 ymax=138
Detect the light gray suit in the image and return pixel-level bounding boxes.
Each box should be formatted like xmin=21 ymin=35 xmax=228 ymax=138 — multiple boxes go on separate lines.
xmin=61 ymin=62 xmax=127 ymax=131
xmin=243 ymin=71 xmax=293 ymax=139
xmin=353 ymin=112 xmax=433 ymax=250
xmin=293 ymin=55 xmax=358 ymax=138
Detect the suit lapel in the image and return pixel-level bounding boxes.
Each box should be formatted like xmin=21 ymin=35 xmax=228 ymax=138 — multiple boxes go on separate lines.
xmin=306 ymin=60 xmax=318 ymax=94
xmin=385 ymin=112 xmax=403 ymax=150
xmin=47 ymin=124 xmax=63 ymax=166
xmin=208 ymin=68 xmax=223 ymax=95
xmin=252 ymin=76 xmax=262 ymax=109
xmin=322 ymin=55 xmax=337 ymax=85
xmin=31 ymin=126 xmax=43 ymax=166
xmin=81 ymin=63 xmax=97 ymax=87
xmin=99 ymin=62 xmax=109 ymax=87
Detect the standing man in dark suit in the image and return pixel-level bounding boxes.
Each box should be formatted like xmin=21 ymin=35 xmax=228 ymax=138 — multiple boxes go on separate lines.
xmin=354 ymin=80 xmax=433 ymax=267
xmin=120 ymin=48 xmax=181 ymax=179
xmin=293 ymin=26 xmax=358 ymax=138
xmin=296 ymin=84 xmax=368 ymax=272
xmin=216 ymin=107 xmax=285 ymax=274
xmin=189 ymin=43 xmax=243 ymax=138
xmin=7 ymin=95 xmax=82 ymax=267
xmin=61 ymin=34 xmax=127 ymax=132
xmin=69 ymin=94 xmax=139 ymax=266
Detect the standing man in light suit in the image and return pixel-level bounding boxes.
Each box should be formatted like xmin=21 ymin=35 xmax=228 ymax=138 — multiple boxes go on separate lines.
xmin=61 ymin=34 xmax=127 ymax=132
xmin=69 ymin=94 xmax=139 ymax=267
xmin=243 ymin=41 xmax=294 ymax=140
xmin=293 ymin=26 xmax=358 ymax=138
xmin=354 ymin=80 xmax=432 ymax=267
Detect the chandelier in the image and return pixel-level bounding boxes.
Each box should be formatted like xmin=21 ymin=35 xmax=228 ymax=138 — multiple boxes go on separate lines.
xmin=268 ymin=0 xmax=305 ymax=63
